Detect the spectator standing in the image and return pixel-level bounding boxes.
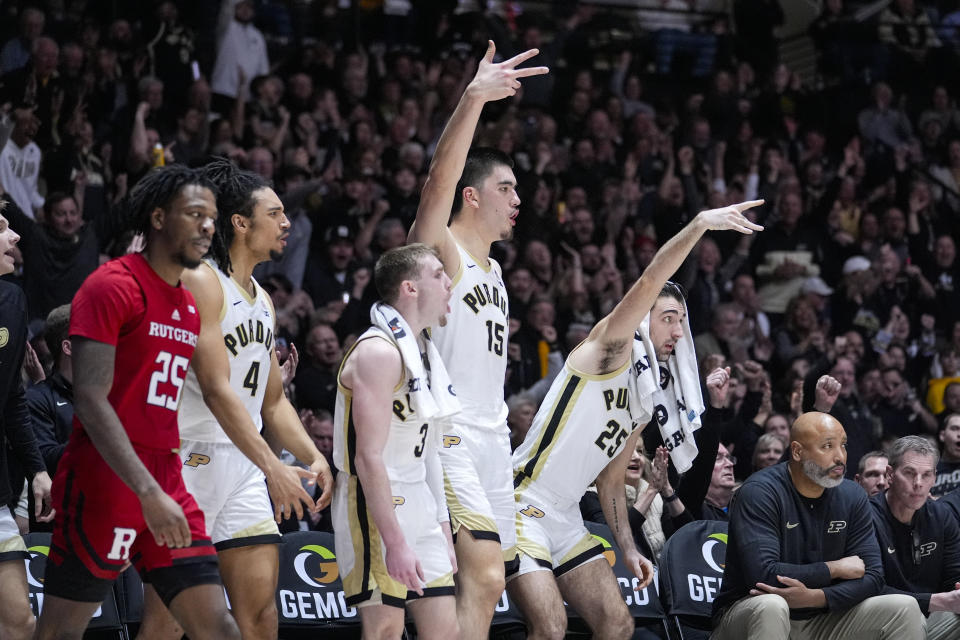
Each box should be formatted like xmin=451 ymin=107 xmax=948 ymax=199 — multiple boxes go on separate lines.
xmin=0 ymin=108 xmax=44 ymax=219
xmin=211 ymin=0 xmax=268 ymax=113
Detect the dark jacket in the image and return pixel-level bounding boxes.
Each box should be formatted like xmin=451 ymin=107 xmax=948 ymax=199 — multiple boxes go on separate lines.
xmin=0 ymin=281 xmax=46 ymax=507
xmin=714 ymin=463 xmax=884 ymax=622
xmin=870 ymin=492 xmax=960 ymax=615
xmin=26 ymin=371 xmax=73 ymax=477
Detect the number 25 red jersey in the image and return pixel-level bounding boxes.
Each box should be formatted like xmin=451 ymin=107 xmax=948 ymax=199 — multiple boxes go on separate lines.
xmin=68 ymin=253 xmax=200 ymax=451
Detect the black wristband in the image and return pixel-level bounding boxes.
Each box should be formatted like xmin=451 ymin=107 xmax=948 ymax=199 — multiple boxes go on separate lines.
xmin=662 ymin=492 xmax=679 ymax=503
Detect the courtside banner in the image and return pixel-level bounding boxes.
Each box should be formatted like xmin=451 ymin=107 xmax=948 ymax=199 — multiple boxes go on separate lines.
xmin=584 ymin=521 xmax=665 ymax=620
xmin=276 ymin=531 xmax=359 ymax=627
xmin=23 ymin=532 xmax=122 ymax=629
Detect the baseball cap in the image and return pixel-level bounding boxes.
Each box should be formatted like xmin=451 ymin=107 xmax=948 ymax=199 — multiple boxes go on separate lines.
xmin=324 ymin=225 xmax=355 ymax=244
xmin=802 ymin=277 xmax=834 ymax=296
xmin=842 ymin=256 xmax=872 ymax=275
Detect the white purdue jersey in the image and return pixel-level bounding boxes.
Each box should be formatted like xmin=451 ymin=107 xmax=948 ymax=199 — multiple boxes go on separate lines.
xmin=431 ymin=242 xmax=509 ymax=429
xmin=333 ymin=328 xmax=438 ymax=484
xmin=513 ymin=358 xmax=634 ymax=503
xmin=179 ymin=259 xmax=274 ymax=443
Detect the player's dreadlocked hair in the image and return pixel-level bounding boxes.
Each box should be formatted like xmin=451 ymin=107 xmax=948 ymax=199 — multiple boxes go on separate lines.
xmin=201 ymin=157 xmax=270 ymax=275
xmin=123 ymin=164 xmax=215 ymax=237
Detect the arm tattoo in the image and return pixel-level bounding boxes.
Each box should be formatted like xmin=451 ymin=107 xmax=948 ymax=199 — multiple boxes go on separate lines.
xmin=612 ymin=497 xmax=620 ymax=533
xmin=598 ymin=339 xmax=628 ymax=374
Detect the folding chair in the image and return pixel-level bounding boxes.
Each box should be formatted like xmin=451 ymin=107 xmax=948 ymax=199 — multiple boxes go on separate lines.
xmin=22 ymin=532 xmax=124 ymax=637
xmin=562 ymin=521 xmax=670 ymax=638
xmin=657 ymin=520 xmax=728 ymax=640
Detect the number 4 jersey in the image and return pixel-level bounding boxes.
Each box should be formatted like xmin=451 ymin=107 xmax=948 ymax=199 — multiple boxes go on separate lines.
xmin=178 ymin=260 xmax=275 ymax=443
xmin=513 ymin=357 xmax=634 ymax=503
xmin=67 ymin=253 xmax=200 ymax=451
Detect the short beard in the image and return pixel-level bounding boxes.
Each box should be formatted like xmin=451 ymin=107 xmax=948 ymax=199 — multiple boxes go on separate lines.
xmin=270 ymin=249 xmax=284 ymax=262
xmin=175 ymin=251 xmax=202 ymax=270
xmin=802 ymin=459 xmax=844 ymax=488
xmin=499 ymin=227 xmax=513 ymax=242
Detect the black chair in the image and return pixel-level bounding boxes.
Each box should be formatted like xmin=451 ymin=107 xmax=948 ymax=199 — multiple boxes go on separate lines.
xmin=566 ymin=521 xmax=669 ymax=638
xmin=657 ymin=520 xmax=728 ymax=640
xmin=22 ymin=532 xmax=125 ymax=637
xmin=276 ymin=530 xmax=361 ymax=635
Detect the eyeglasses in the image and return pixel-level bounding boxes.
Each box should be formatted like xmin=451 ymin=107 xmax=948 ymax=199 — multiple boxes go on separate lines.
xmin=717 ymin=453 xmax=737 ymax=465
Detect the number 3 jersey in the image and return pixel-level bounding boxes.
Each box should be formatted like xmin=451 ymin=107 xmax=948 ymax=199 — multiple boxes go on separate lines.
xmin=178 ymin=260 xmax=275 ymax=443
xmin=513 ymin=358 xmax=634 ymax=504
xmin=67 ymin=253 xmax=200 ymax=451
xmin=333 ymin=328 xmax=439 ymax=484
xmin=431 ymin=242 xmax=509 ymax=429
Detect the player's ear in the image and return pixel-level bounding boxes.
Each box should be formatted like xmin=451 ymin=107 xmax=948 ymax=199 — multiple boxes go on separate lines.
xmin=232 ymin=213 xmax=249 ymax=232
xmin=150 ymin=206 xmax=165 ymax=230
xmin=463 ymin=186 xmax=480 ymax=210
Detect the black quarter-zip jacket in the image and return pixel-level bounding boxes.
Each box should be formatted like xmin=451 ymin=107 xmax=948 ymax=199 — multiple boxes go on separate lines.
xmin=713 ymin=462 xmax=883 ymax=623
xmin=869 ymin=491 xmax=960 ymax=615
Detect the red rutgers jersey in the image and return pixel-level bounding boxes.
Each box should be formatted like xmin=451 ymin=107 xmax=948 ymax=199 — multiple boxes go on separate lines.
xmin=67 ymin=252 xmax=200 ymax=451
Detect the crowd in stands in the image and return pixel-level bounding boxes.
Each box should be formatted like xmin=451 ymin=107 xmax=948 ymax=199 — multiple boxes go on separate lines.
xmin=6 ymin=0 xmax=960 ymax=575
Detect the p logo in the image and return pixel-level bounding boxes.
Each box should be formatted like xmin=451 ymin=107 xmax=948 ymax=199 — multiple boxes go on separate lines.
xmin=293 ymin=544 xmax=339 ymax=586
xmin=519 ymin=505 xmax=545 ymax=519
xmin=827 ymin=521 xmax=847 ymax=534
xmin=392 ymin=496 xmax=406 ymax=507
xmin=442 ymin=435 xmax=461 ymax=448
xmin=183 ymin=453 xmax=211 ymax=468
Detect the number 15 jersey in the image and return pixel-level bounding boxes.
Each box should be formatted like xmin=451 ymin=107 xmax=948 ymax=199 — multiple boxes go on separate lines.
xmin=431 ymin=242 xmax=509 ymax=429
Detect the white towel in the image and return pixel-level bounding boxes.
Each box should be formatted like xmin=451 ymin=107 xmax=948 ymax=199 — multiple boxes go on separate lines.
xmin=628 ymin=302 xmax=705 ymax=473
xmin=369 ymin=302 xmax=461 ymax=421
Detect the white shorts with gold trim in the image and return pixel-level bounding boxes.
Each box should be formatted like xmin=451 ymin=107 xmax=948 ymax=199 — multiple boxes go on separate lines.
xmin=179 ymin=439 xmax=281 ymax=549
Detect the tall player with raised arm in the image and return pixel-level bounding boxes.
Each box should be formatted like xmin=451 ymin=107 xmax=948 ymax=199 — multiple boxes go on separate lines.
xmin=137 ymin=160 xmax=334 ymax=639
xmin=407 ymin=41 xmax=548 ymax=636
xmin=35 ymin=165 xmax=241 ymax=640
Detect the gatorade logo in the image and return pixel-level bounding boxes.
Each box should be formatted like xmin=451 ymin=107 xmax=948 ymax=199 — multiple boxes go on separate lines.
xmin=590 ymin=534 xmax=617 ymax=567
xmin=25 ymin=543 xmax=49 ymax=588
xmin=701 ymin=533 xmax=728 ymax=573
xmin=293 ymin=544 xmax=339 ymax=587
xmin=183 ymin=453 xmax=211 ymax=467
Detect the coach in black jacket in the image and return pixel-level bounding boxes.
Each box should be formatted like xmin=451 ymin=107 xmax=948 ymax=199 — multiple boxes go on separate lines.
xmin=26 ymin=304 xmax=73 ymax=478
xmin=870 ymin=435 xmax=960 ymax=639
xmin=711 ymin=411 xmax=924 ymax=640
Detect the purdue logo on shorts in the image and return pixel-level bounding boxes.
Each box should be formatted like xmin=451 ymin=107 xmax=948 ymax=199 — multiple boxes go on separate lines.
xmin=519 ymin=504 xmax=545 ymax=519
xmin=442 ymin=435 xmax=461 ymax=448
xmin=183 ymin=453 xmax=211 ymax=467
xmin=392 ymin=496 xmax=405 ymax=506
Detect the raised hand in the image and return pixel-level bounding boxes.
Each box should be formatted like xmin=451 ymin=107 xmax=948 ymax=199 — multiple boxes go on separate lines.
xmin=466 ymin=41 xmax=549 ymax=103
xmin=696 ymin=200 xmax=765 ymax=235
xmin=705 ymin=366 xmax=732 ymax=409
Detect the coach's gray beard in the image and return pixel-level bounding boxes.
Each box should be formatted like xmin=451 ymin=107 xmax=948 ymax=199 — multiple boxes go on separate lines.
xmin=802 ymin=459 xmax=845 ymax=488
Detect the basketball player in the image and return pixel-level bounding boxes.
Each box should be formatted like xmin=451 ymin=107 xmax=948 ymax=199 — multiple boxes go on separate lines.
xmin=35 ymin=165 xmax=241 ymax=640
xmin=407 ymin=41 xmax=548 ymax=636
xmin=509 ymin=201 xmax=763 ymax=638
xmin=137 ymin=160 xmax=334 ymax=638
xmin=0 ymin=210 xmax=53 ymax=640
xmin=331 ymin=243 xmax=458 ymax=638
